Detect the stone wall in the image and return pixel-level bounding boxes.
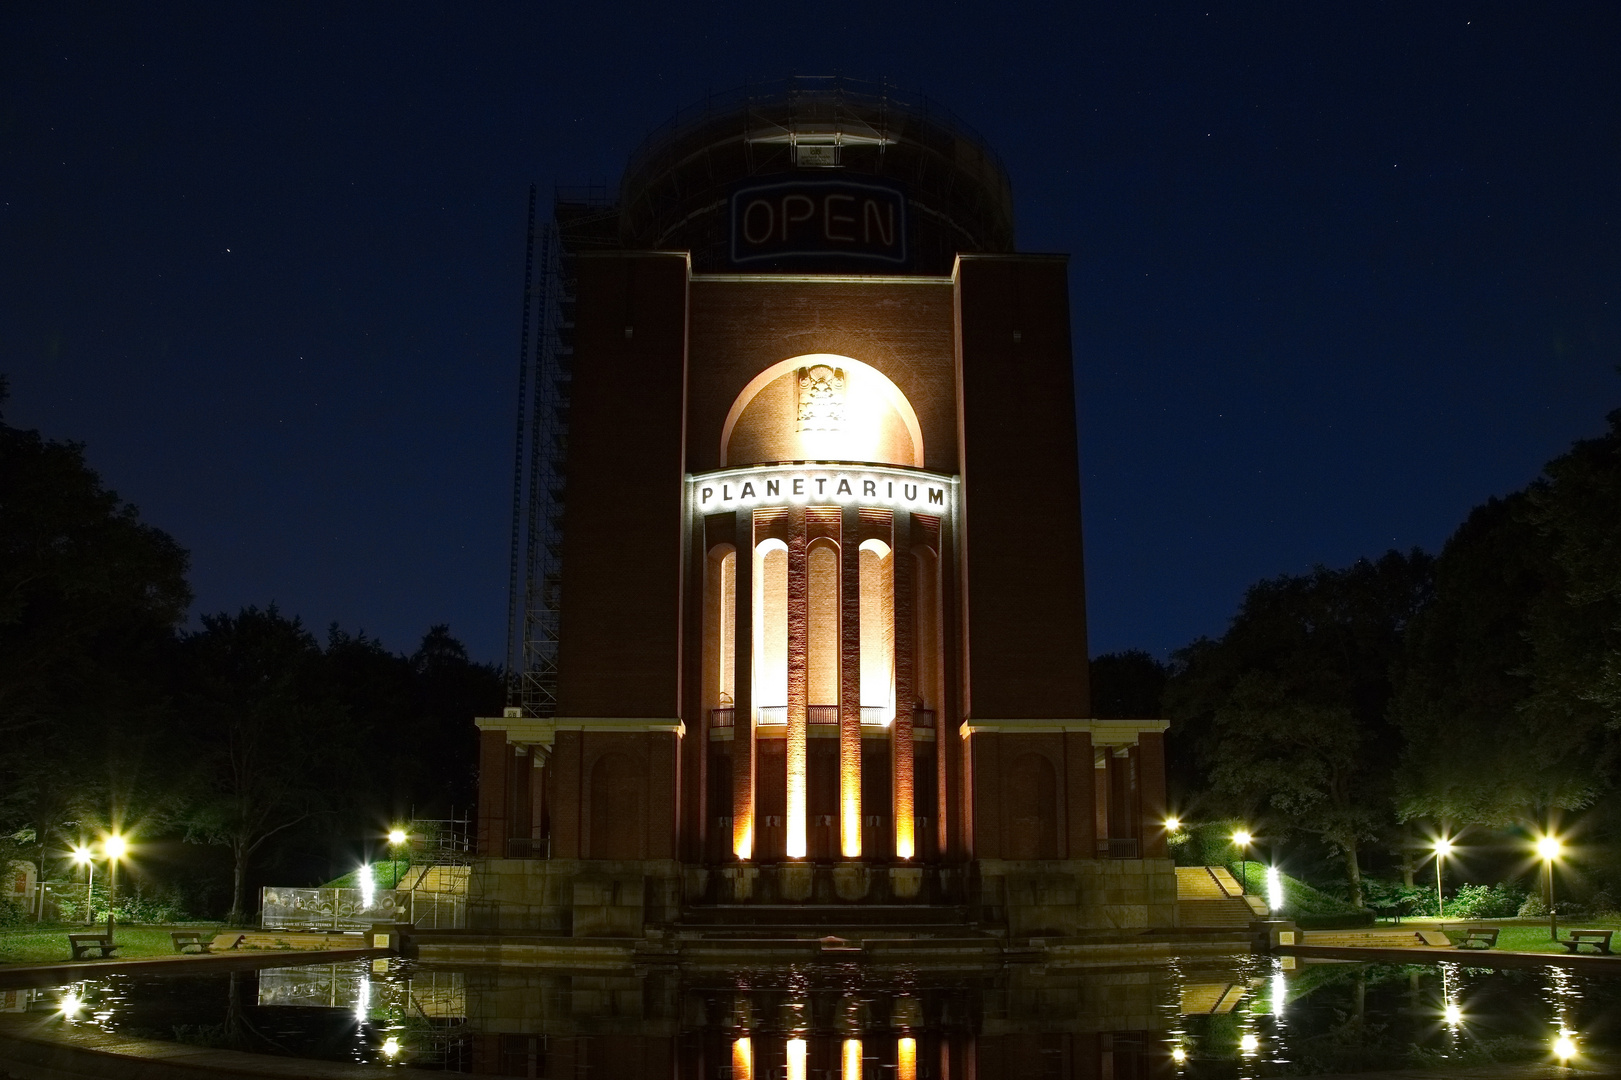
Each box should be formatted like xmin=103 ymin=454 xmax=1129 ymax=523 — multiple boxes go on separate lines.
xmin=469 ymin=857 xmax=681 ymax=937
xmin=976 ymin=858 xmax=1178 ymax=937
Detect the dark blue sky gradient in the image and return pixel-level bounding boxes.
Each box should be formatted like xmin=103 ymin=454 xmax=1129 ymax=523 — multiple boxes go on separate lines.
xmin=3 ymin=3 xmax=1617 ymax=662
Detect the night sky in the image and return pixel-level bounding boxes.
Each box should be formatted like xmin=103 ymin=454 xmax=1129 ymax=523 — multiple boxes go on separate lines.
xmin=4 ymin=4 xmax=1617 ymax=664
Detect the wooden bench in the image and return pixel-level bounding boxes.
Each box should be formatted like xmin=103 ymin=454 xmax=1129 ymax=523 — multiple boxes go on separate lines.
xmin=67 ymin=933 xmax=119 ymax=960
xmin=1558 ymin=929 xmax=1613 ymax=955
xmin=1454 ymin=927 xmax=1499 ymax=950
xmin=171 ymin=931 xmax=215 ymax=954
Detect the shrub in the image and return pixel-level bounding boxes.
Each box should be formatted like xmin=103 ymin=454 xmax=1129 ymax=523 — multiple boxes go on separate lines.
xmin=1295 ymin=910 xmax=1376 ymax=930
xmin=0 ymin=896 xmax=27 ymax=928
xmin=1445 ymin=883 xmax=1524 ymax=919
xmin=1361 ymin=879 xmax=1433 ymax=917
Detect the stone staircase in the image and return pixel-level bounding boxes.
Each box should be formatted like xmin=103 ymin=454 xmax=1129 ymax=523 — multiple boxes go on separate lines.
xmin=1175 ymin=866 xmax=1266 ymax=928
xmin=657 ymin=902 xmax=1001 ymax=963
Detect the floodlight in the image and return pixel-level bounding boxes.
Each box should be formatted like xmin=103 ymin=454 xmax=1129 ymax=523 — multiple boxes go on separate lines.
xmin=103 ymin=834 xmax=128 ymax=861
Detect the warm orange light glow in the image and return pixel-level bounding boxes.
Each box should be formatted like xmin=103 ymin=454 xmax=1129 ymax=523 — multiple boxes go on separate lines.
xmin=894 ymin=717 xmax=915 ymax=860
xmin=841 ymin=746 xmax=862 ymax=857
xmin=734 ymin=809 xmax=753 ymax=861
xmin=842 ymin=1038 xmax=862 ymax=1080
xmin=732 ymin=1038 xmax=753 ymax=1080
xmin=788 ymin=1038 xmax=808 ymax=1080
xmin=897 ymin=1037 xmax=916 ymax=1080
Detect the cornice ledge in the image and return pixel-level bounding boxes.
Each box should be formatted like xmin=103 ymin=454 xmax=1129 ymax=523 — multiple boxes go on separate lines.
xmin=959 ymin=718 xmax=1170 ymax=743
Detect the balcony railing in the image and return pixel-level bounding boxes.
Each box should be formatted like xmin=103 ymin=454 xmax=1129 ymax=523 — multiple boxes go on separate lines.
xmin=1097 ymin=838 xmax=1141 ymax=859
xmin=708 ymin=706 xmax=938 ymax=729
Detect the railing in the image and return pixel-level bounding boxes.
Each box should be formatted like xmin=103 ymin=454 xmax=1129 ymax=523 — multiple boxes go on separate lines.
xmin=709 ymin=705 xmax=937 ymax=729
xmin=1097 ymin=838 xmax=1141 ymax=860
xmin=860 ymin=707 xmax=888 ymax=725
xmin=710 ymin=708 xmax=734 ymax=728
xmin=260 ymin=887 xmax=405 ymax=930
xmin=808 ymin=705 xmax=839 ymax=726
xmin=505 ymin=837 xmax=550 ymax=859
xmin=914 ymin=709 xmax=936 ymax=729
xmin=758 ymin=706 xmax=786 ymax=725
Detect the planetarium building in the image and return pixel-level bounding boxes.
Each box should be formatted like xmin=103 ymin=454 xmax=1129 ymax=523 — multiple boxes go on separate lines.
xmin=474 ymin=79 xmax=1174 ymax=939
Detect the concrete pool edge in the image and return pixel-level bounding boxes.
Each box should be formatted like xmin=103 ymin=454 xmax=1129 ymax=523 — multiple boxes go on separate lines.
xmin=0 ymin=948 xmax=390 ymax=990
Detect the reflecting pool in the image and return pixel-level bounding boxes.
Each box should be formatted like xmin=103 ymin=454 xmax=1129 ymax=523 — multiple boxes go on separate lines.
xmin=5 ymin=954 xmax=1619 ymax=1076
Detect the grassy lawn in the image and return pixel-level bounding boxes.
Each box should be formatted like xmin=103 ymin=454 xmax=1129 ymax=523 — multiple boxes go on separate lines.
xmin=0 ymin=923 xmax=226 ymax=966
xmin=1380 ymin=915 xmax=1621 ymax=954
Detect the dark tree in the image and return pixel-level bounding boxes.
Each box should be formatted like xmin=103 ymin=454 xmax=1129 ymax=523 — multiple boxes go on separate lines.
xmin=0 ymin=377 xmax=191 ymax=864
xmin=177 ymin=607 xmax=349 ymax=925
xmin=1166 ymin=551 xmax=1433 ymax=907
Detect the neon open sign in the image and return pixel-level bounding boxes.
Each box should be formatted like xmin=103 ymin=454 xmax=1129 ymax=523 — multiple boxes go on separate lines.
xmin=729 ymin=179 xmax=907 ymax=266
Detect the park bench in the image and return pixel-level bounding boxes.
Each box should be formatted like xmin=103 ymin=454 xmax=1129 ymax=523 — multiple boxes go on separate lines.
xmin=67 ymin=933 xmax=119 ymax=960
xmin=1558 ymin=929 xmax=1613 ymax=955
xmin=1454 ymin=927 xmax=1499 ymax=950
xmin=171 ymin=931 xmax=216 ymax=954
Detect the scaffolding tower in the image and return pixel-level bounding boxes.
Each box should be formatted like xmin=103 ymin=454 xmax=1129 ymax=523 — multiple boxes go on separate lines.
xmin=504 ymin=185 xmax=618 ymax=717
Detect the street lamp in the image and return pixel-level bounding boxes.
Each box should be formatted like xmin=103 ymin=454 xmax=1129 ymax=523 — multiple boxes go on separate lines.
xmin=71 ymin=845 xmax=94 ymax=927
xmin=1233 ymin=829 xmax=1254 ymax=895
xmin=1536 ymin=833 xmax=1564 ymax=942
xmin=1432 ymin=837 xmax=1454 ymax=918
xmin=102 ymin=832 xmax=129 ymax=940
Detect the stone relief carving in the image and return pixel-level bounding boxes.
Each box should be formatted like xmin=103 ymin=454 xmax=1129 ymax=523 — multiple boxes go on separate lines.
xmin=796 ymin=365 xmax=846 ymax=433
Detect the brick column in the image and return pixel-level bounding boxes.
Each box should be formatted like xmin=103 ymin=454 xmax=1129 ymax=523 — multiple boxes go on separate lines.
xmin=785 ymin=507 xmax=809 ymax=859
xmin=892 ymin=515 xmax=916 ymax=860
xmin=839 ymin=503 xmax=863 ymax=858
xmin=1064 ymin=730 xmax=1096 ymax=859
xmin=477 ymin=728 xmax=509 ymax=857
xmin=511 ymin=745 xmax=532 ymax=854
xmin=732 ymin=510 xmax=756 ymax=860
xmin=1137 ymin=731 xmax=1168 ymax=858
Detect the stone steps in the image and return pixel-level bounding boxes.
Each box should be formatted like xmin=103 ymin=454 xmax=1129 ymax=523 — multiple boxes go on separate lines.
xmin=677 ymin=903 xmax=973 ymax=929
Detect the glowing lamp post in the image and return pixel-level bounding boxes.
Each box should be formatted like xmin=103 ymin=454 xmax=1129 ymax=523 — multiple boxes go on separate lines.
xmin=102 ymin=833 xmax=129 ymax=939
xmin=71 ymin=845 xmax=95 ymax=927
xmin=1536 ymin=833 xmax=1564 ymax=942
xmin=1233 ymin=830 xmax=1253 ymax=895
xmin=1432 ymin=837 xmax=1454 ymax=918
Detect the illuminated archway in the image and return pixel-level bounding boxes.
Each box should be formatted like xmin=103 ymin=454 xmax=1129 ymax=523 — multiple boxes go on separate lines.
xmin=721 ymin=354 xmax=925 ymax=468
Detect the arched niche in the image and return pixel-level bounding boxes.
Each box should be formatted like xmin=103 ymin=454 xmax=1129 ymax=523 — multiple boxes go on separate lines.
xmin=721 ymin=354 xmax=924 ymax=468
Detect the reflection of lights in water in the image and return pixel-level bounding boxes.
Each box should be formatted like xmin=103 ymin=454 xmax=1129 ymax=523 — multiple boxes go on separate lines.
xmin=355 ymin=976 xmax=370 ymax=1022
xmin=897 ymin=1037 xmax=916 ymax=1080
xmin=1240 ymin=1033 xmax=1259 ymax=1053
xmin=1444 ymin=1002 xmax=1463 ymax=1027
xmin=1554 ymin=1030 xmax=1577 ymax=1062
xmin=731 ymin=1038 xmax=753 ymax=1080
xmin=840 ymin=1038 xmax=862 ymax=1080
xmin=1172 ymin=1045 xmax=1187 ymax=1064
xmin=787 ymin=1037 xmax=807 ymax=1080
xmin=58 ymin=992 xmax=83 ymax=1018
xmin=382 ymin=1036 xmax=400 ymax=1058
xmin=1271 ymin=970 xmax=1287 ymax=1018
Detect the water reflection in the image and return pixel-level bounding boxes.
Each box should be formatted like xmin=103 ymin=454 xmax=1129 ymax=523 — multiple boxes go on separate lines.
xmin=11 ymin=954 xmax=1620 ymax=1076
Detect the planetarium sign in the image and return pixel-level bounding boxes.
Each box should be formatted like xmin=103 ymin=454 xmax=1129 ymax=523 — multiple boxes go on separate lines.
xmin=689 ymin=463 xmax=955 ymax=516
